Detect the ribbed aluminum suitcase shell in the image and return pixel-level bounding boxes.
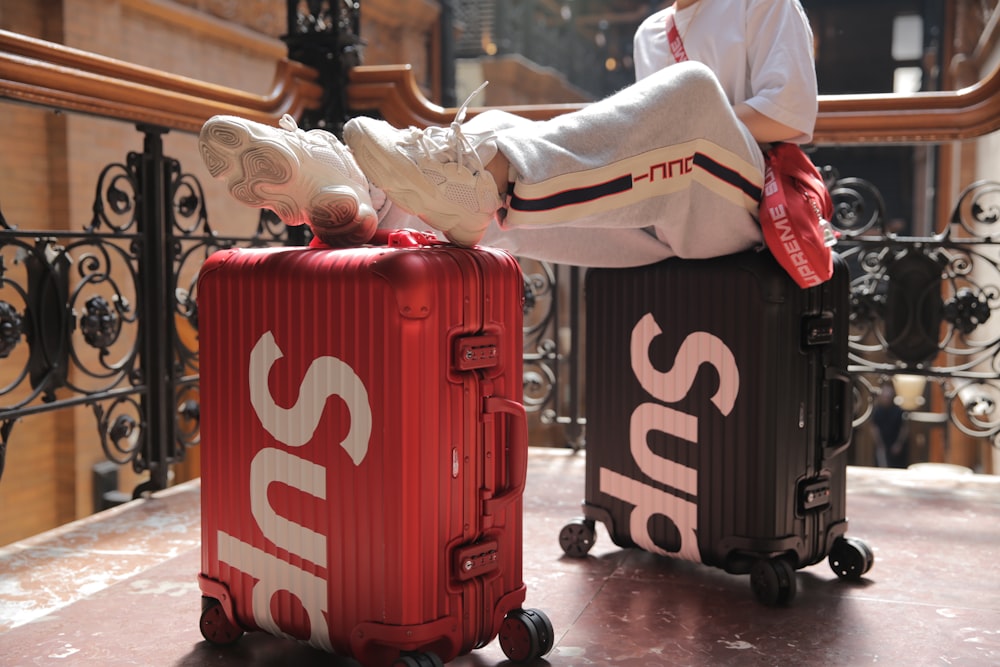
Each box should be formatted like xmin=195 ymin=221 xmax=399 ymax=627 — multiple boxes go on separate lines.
xmin=576 ymin=250 xmax=865 ymax=601
xmin=196 ymin=231 xmax=534 ymax=665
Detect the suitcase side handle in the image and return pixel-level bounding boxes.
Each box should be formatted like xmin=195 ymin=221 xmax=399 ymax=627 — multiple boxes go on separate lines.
xmin=483 ymin=396 xmax=528 ymax=517
xmin=371 ymin=228 xmax=448 ymax=247
xmin=824 ymin=368 xmax=853 ymax=459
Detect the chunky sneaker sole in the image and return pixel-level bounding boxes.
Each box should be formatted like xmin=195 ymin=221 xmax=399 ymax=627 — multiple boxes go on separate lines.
xmin=199 ymin=115 xmax=377 ymax=246
xmin=343 ymin=116 xmax=500 ymax=247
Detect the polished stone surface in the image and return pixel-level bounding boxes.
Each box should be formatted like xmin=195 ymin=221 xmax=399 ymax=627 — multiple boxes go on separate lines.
xmin=1 ymin=450 xmax=999 ymax=666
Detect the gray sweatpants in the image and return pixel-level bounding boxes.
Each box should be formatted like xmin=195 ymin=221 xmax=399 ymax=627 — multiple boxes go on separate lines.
xmin=379 ymin=61 xmax=766 ymax=268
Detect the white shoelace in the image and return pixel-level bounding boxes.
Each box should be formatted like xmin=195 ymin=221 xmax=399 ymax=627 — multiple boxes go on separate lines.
xmin=279 ymin=114 xmax=335 ymax=148
xmin=278 ymin=114 xmax=298 ymax=132
xmin=405 ymin=81 xmax=494 ymax=173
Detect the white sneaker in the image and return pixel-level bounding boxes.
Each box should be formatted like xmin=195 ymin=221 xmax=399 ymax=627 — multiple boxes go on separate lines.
xmin=343 ymin=84 xmax=502 ymax=247
xmin=199 ymin=114 xmax=377 ymax=246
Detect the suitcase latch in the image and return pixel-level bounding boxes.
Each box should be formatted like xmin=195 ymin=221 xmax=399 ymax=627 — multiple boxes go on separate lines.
xmin=454 ymin=540 xmax=500 ymax=581
xmin=803 ymin=313 xmax=835 ymax=347
xmin=455 ymin=335 xmax=500 ymax=370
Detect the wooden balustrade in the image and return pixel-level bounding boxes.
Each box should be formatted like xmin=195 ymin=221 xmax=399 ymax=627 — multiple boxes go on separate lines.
xmin=3 ymin=27 xmax=1000 ymax=143
xmin=0 ymin=29 xmax=322 ymax=133
xmin=348 ymin=63 xmax=1000 ymax=144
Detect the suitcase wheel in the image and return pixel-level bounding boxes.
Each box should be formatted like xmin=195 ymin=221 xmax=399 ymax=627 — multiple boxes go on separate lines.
xmin=559 ymin=518 xmax=597 ymax=558
xmin=392 ymin=652 xmax=444 ymax=667
xmin=499 ymin=608 xmax=555 ymax=662
xmin=199 ymin=596 xmax=243 ymax=645
xmin=749 ymin=558 xmax=797 ymax=607
xmin=828 ymin=536 xmax=875 ymax=580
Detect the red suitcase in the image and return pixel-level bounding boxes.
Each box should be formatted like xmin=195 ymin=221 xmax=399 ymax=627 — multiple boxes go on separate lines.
xmin=559 ymin=250 xmax=874 ymax=605
xmin=196 ymin=229 xmax=552 ymax=666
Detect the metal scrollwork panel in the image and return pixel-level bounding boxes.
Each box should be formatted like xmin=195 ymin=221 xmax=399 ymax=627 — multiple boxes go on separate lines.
xmin=832 ymin=173 xmax=1000 ymax=448
xmin=520 ymin=257 xmax=558 ymax=418
xmin=0 ymin=235 xmax=67 ymax=408
xmin=94 ymin=394 xmax=143 ymax=469
xmin=518 ymin=258 xmax=585 ymax=448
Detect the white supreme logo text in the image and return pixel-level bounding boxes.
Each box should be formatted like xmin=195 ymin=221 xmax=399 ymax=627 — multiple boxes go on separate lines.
xmin=599 ymin=313 xmax=739 ymax=561
xmin=215 ymin=331 xmax=372 ymax=649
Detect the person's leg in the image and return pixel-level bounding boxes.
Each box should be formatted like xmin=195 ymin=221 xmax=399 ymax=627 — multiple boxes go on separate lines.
xmin=455 ymin=110 xmax=670 ymax=265
xmin=496 ymin=61 xmax=766 ymax=261
xmin=479 ymin=225 xmax=675 ymax=267
xmin=345 ymin=62 xmax=765 ymax=263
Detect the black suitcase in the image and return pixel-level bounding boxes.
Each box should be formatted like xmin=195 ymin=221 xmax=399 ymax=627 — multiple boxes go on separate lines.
xmin=559 ymin=250 xmax=874 ymax=605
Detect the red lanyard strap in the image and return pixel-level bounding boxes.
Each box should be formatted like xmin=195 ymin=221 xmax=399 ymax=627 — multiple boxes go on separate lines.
xmin=665 ymin=10 xmax=689 ymax=62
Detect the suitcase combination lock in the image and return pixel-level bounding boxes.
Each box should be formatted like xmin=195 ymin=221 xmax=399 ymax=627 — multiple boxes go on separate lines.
xmin=454 ymin=540 xmax=500 ymax=581
xmin=798 ymin=477 xmax=832 ymax=512
xmin=455 ymin=335 xmax=500 ymax=370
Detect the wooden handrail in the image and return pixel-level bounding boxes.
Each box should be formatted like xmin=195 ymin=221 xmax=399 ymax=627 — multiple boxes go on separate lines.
xmin=0 ymin=30 xmax=322 ymax=133
xmin=817 ymin=64 xmax=1000 ymax=144
xmin=348 ymin=63 xmax=1000 ymax=144
xmin=347 ymin=65 xmax=585 ymax=128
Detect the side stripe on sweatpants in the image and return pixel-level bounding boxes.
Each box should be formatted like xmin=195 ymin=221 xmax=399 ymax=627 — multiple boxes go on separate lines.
xmin=507 ymin=138 xmax=763 ymax=226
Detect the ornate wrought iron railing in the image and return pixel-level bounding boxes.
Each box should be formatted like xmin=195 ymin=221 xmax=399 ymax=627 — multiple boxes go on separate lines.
xmin=0 ymin=127 xmax=289 ymax=492
xmin=0 ymin=2 xmax=333 ymax=496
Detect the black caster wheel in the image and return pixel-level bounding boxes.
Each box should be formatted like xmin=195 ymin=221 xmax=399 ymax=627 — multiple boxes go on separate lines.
xmin=559 ymin=518 xmax=596 ymax=557
xmin=750 ymin=558 xmax=797 ymax=606
xmin=499 ymin=608 xmax=554 ymax=662
xmin=392 ymin=652 xmax=444 ymax=667
xmin=829 ymin=536 xmax=875 ymax=580
xmin=199 ymin=596 xmax=243 ymax=645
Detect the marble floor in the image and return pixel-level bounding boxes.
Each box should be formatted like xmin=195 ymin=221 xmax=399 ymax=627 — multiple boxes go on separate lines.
xmin=1 ymin=448 xmax=999 ymax=666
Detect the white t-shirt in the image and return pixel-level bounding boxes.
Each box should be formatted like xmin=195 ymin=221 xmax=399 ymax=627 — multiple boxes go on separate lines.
xmin=633 ymin=0 xmax=818 ymax=143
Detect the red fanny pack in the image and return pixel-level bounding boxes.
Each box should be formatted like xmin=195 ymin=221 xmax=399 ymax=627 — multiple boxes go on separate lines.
xmin=759 ymin=143 xmax=836 ymax=288
xmin=664 ymin=11 xmax=834 ymax=288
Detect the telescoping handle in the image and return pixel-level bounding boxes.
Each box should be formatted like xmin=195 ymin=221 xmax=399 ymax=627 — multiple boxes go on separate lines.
xmin=824 ymin=368 xmax=854 ymax=459
xmin=482 ymin=396 xmax=528 ymax=517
